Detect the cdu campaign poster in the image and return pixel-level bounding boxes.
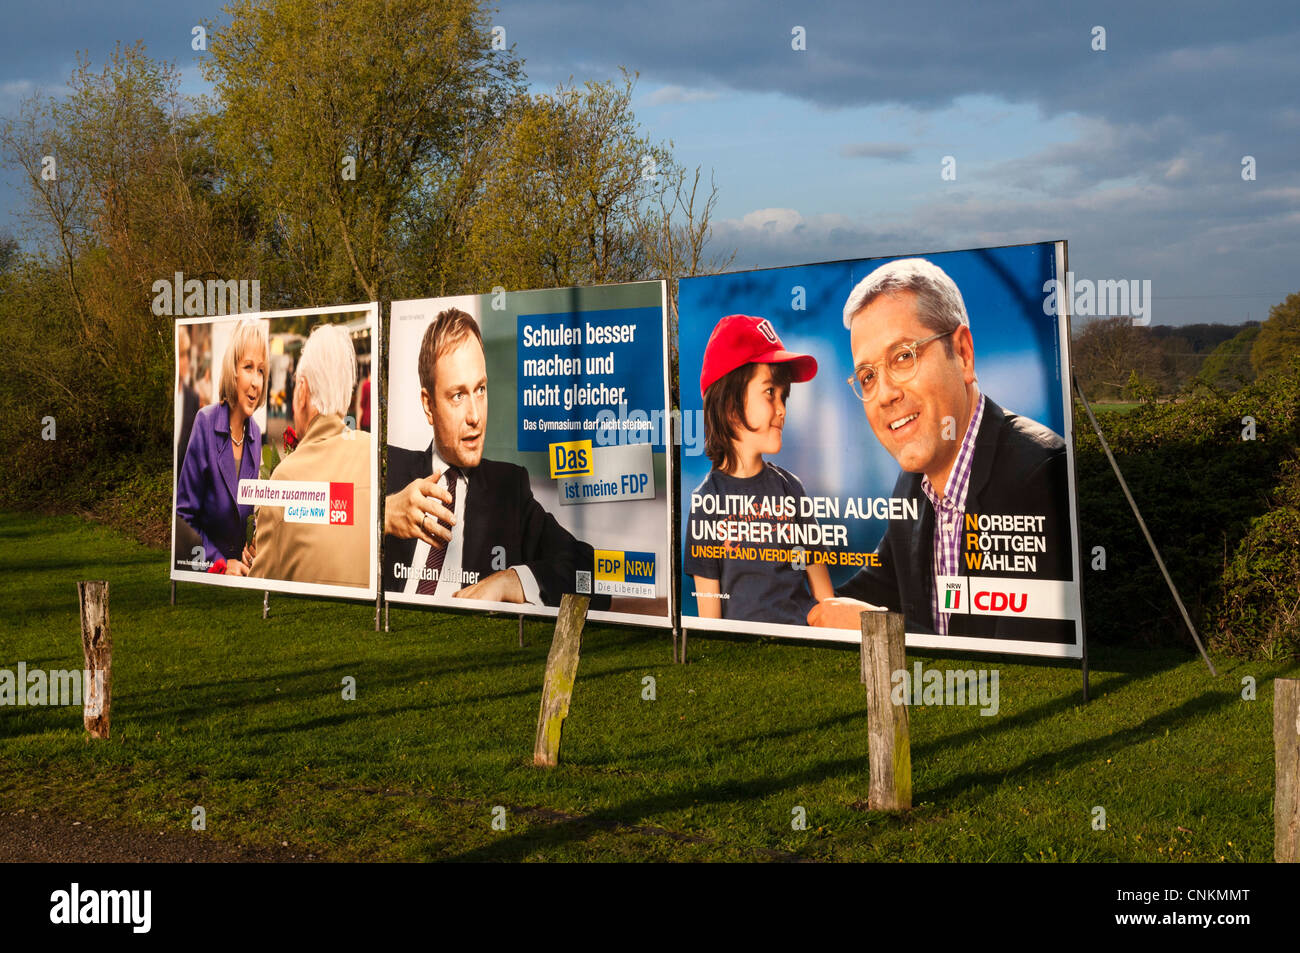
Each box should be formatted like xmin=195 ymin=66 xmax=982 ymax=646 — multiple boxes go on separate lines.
xmin=384 ymin=282 xmax=673 ymax=627
xmin=677 ymin=242 xmax=1084 ymax=658
xmin=171 ymin=303 xmax=380 ymax=599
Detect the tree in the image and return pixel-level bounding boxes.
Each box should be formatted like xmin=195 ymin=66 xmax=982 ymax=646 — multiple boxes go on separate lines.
xmin=634 ymin=164 xmax=735 ymax=312
xmin=1194 ymin=324 xmax=1259 ymax=393
xmin=0 ymin=236 xmax=17 ymax=274
xmin=459 ymin=72 xmax=660 ymax=292
xmin=1251 ymin=292 xmax=1300 ymax=377
xmin=1071 ymin=316 xmax=1169 ymax=400
xmin=1 ymin=42 xmax=255 ymax=453
xmin=456 ymin=71 xmax=732 ymax=299
xmin=204 ymin=0 xmax=523 ymax=305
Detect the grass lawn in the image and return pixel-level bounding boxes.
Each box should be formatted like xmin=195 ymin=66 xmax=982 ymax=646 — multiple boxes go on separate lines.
xmin=1 ymin=511 xmax=1295 ymax=862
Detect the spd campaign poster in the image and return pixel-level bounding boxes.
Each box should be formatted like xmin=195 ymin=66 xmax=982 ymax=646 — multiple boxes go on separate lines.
xmin=384 ymin=282 xmax=673 ymax=627
xmin=677 ymin=242 xmax=1084 ymax=658
xmin=171 ymin=303 xmax=380 ymax=600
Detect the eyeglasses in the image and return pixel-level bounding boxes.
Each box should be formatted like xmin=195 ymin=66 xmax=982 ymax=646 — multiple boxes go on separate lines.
xmin=847 ymin=329 xmax=956 ymax=401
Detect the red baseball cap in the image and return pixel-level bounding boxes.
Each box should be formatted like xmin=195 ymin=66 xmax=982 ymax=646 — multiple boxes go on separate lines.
xmin=700 ymin=314 xmax=818 ymax=397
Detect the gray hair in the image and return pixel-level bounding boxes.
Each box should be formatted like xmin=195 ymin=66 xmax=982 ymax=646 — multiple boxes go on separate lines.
xmin=842 ymin=259 xmax=970 ymax=354
xmin=298 ymin=323 xmax=357 ymax=419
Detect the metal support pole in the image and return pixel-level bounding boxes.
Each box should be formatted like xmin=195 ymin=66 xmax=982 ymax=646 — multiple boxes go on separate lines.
xmin=1074 ymin=376 xmax=1216 ymax=676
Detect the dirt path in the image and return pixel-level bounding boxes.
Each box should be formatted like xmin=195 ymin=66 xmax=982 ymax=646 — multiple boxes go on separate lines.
xmin=0 ymin=809 xmax=313 ymax=862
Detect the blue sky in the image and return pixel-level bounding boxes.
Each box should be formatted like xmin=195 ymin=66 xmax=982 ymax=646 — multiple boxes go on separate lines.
xmin=3 ymin=0 xmax=1297 ymax=326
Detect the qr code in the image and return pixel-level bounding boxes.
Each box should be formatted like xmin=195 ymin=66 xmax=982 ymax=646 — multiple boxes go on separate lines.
xmin=575 ymin=570 xmax=591 ymax=595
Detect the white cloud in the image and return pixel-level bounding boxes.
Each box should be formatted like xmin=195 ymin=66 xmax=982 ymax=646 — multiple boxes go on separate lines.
xmin=840 ymin=142 xmax=913 ymax=161
xmin=644 ymin=84 xmax=721 ymax=106
xmin=735 ymin=207 xmax=805 ymax=232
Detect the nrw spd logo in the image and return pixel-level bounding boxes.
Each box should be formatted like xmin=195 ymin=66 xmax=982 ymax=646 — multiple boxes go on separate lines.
xmin=329 ymin=482 xmax=353 ymax=525
xmin=594 ymin=550 xmax=655 ymax=598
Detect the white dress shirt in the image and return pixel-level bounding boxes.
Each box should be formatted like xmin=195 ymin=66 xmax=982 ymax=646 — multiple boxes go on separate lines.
xmin=402 ymin=448 xmax=542 ymax=604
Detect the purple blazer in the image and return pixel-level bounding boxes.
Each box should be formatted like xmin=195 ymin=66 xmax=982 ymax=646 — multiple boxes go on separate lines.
xmin=176 ymin=401 xmax=262 ymax=565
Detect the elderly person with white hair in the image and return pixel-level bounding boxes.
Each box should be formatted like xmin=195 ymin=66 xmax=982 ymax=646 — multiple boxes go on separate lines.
xmin=249 ymin=322 xmax=373 ymax=587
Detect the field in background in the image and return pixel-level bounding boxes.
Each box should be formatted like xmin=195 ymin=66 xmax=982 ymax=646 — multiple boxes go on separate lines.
xmin=1 ymin=512 xmax=1294 ymax=862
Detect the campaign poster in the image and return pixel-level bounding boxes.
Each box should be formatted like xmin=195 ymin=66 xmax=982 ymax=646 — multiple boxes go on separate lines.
xmin=677 ymin=242 xmax=1084 ymax=658
xmin=171 ymin=304 xmax=380 ymax=599
xmin=384 ymin=282 xmax=673 ymax=627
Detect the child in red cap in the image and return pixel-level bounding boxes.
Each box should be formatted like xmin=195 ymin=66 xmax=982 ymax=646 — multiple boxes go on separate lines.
xmin=686 ymin=315 xmax=833 ymax=625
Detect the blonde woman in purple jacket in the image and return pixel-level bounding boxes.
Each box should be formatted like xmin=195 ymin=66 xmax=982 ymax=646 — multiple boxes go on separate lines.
xmin=175 ymin=320 xmax=268 ymax=575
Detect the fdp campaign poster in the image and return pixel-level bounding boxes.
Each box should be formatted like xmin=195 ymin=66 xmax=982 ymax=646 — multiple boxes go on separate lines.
xmin=384 ymin=282 xmax=673 ymax=627
xmin=677 ymin=242 xmax=1083 ymax=658
xmin=171 ymin=303 xmax=380 ymax=599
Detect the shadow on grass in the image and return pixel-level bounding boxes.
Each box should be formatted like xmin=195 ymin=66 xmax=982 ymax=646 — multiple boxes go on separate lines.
xmin=436 ymin=669 xmax=1221 ymax=861
xmin=911 ymin=669 xmax=1143 ymax=760
xmin=920 ymin=687 xmax=1240 ymax=803
xmin=439 ymin=753 xmax=881 ymax=862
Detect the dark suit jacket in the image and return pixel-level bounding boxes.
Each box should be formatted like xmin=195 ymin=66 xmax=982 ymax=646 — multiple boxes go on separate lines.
xmin=175 ymin=401 xmax=262 ymax=567
xmin=176 ymin=383 xmax=199 ymax=481
xmin=837 ymin=397 xmax=1075 ymax=643
xmin=383 ymin=444 xmax=607 ymax=608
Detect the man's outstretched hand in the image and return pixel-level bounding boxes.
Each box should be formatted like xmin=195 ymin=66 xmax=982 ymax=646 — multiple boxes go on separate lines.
xmin=807 ymin=597 xmax=886 ymax=629
xmin=384 ymin=471 xmax=455 ymax=548
xmin=455 ymin=568 xmax=525 ymax=604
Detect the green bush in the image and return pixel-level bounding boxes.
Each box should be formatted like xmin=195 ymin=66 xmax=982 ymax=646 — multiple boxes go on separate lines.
xmin=1075 ymin=357 xmax=1300 ymax=656
xmin=1208 ymin=458 xmax=1300 ymax=659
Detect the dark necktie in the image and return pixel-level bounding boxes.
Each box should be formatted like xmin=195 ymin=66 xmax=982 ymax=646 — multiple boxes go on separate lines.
xmin=416 ymin=468 xmax=459 ymax=595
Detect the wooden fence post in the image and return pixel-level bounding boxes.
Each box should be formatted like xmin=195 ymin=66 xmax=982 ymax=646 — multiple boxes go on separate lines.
xmin=1277 ymin=678 xmax=1299 ymax=863
xmin=78 ymin=581 xmax=111 ymax=740
xmin=862 ymin=610 xmax=911 ymax=810
xmin=533 ymin=594 xmax=590 ymax=768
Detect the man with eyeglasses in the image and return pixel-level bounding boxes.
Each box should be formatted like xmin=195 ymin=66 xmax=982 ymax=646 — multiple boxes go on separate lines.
xmin=808 ymin=257 xmax=1073 ymax=643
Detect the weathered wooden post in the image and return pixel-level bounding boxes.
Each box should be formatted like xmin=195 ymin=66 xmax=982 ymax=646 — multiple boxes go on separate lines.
xmin=1277 ymin=678 xmax=1299 ymax=862
xmin=533 ymin=594 xmax=590 ymax=768
xmin=78 ymin=581 xmax=111 ymax=740
xmin=861 ymin=610 xmax=911 ymax=810
xmin=518 ymin=614 xmax=525 ymax=648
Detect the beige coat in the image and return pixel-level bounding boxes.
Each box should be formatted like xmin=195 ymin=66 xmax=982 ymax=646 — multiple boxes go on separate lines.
xmin=250 ymin=414 xmax=372 ymax=588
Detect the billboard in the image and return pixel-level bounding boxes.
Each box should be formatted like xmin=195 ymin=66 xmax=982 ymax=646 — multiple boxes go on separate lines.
xmin=677 ymin=242 xmax=1083 ymax=658
xmin=171 ymin=304 xmax=380 ymax=599
xmin=384 ymin=282 xmax=673 ymax=627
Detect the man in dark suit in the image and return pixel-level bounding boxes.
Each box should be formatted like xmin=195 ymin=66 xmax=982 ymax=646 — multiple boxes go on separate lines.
xmin=808 ymin=258 xmax=1075 ymax=643
xmin=175 ymin=324 xmax=200 ymax=482
xmin=383 ymin=307 xmax=600 ymax=607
